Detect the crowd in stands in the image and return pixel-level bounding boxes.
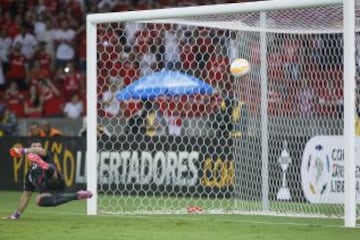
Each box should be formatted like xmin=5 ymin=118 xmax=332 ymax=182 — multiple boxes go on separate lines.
xmin=0 ymin=0 xmax=243 ymax=121
xmin=0 ymin=0 xmax=348 ymax=137
xmin=92 ymin=4 xmax=345 ymax=121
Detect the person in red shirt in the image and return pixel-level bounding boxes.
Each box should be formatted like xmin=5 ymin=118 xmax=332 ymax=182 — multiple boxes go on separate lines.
xmin=203 ymin=45 xmax=230 ymax=91
xmin=65 ymin=0 xmax=83 ymax=18
xmin=6 ymin=42 xmax=29 ymax=90
xmin=39 ymin=79 xmax=63 ymax=117
xmin=24 ymin=84 xmax=43 ymax=118
xmin=97 ymin=24 xmax=120 ymax=62
xmin=0 ymin=0 xmax=12 ymax=12
xmin=3 ymin=81 xmax=25 ymax=117
xmin=55 ymin=62 xmax=84 ymax=101
xmin=43 ymin=0 xmax=60 ymax=15
xmin=2 ymin=12 xmax=21 ymax=40
xmin=33 ymin=42 xmax=52 ymax=79
xmin=27 ymin=60 xmax=48 ymax=87
xmin=314 ymin=68 xmax=343 ymax=116
xmin=180 ymin=42 xmax=199 ymax=75
xmin=118 ymin=52 xmax=140 ymax=85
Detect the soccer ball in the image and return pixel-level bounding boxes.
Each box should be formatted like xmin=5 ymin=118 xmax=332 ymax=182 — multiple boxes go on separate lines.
xmin=229 ymin=58 xmax=250 ymax=77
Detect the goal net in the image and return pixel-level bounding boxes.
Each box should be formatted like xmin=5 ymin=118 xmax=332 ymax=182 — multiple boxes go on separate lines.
xmin=87 ymin=0 xmax=359 ymax=219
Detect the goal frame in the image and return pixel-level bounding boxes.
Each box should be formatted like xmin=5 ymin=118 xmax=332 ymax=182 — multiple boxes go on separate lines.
xmin=86 ymin=0 xmax=356 ymax=227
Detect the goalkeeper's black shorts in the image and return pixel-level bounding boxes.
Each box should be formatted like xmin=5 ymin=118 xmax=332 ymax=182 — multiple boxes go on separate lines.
xmin=24 ymin=164 xmax=65 ymax=193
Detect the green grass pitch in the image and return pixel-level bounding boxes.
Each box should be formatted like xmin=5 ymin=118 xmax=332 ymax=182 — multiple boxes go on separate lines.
xmin=1 ymin=191 xmax=360 ymax=240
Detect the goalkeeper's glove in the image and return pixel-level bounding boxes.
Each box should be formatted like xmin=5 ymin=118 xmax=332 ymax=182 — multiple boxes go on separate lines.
xmin=3 ymin=211 xmax=21 ymax=220
xmin=9 ymin=148 xmax=26 ymax=158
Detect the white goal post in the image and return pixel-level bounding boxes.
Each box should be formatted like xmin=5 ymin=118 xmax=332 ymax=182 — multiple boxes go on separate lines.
xmin=86 ymin=0 xmax=357 ymax=227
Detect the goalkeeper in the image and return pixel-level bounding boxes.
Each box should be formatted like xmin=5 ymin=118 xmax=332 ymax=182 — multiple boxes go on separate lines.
xmin=3 ymin=140 xmax=93 ymax=220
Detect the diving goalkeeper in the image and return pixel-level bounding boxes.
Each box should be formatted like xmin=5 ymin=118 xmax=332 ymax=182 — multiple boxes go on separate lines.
xmin=3 ymin=140 xmax=93 ymax=220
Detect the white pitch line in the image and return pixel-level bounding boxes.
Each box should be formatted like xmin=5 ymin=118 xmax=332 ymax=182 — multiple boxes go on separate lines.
xmin=122 ymin=214 xmax=349 ymax=229
xmin=0 ymin=208 xmax=353 ymax=228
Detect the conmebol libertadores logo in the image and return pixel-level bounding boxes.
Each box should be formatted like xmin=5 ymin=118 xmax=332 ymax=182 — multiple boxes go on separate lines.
xmin=301 ymin=136 xmax=360 ymax=204
xmin=301 ymin=136 xmax=336 ymax=203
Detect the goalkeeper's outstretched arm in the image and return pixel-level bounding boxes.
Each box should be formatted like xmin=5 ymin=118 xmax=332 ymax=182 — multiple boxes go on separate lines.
xmin=9 ymin=146 xmax=47 ymax=158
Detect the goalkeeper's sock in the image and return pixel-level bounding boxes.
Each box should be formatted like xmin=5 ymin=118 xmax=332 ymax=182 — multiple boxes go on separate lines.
xmin=37 ymin=193 xmax=78 ymax=207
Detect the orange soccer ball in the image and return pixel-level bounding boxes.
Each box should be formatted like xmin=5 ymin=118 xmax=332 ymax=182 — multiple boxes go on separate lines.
xmin=229 ymin=58 xmax=251 ymax=77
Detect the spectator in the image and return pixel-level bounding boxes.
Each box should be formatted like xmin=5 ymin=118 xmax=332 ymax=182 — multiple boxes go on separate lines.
xmin=55 ymin=62 xmax=84 ymax=101
xmin=141 ymin=47 xmax=157 ymax=75
xmin=211 ymin=97 xmax=247 ymax=138
xmin=267 ymin=84 xmax=282 ymax=116
xmin=33 ymin=11 xmax=47 ymax=38
xmin=78 ymin=118 xmax=111 ymax=137
xmin=162 ymin=26 xmax=181 ymax=70
xmin=283 ymin=38 xmax=302 ymax=82
xmin=180 ymin=41 xmax=198 ymax=75
xmin=96 ymin=124 xmax=111 ymax=138
xmin=39 ymin=79 xmax=63 ymax=117
xmin=3 ymin=82 xmax=25 ymax=117
xmin=126 ymin=101 xmax=166 ymax=137
xmin=101 ymin=81 xmax=121 ymax=117
xmin=0 ymin=29 xmax=12 ymax=76
xmin=296 ymin=79 xmax=315 ymax=118
xmin=203 ymin=45 xmax=230 ymax=91
xmin=4 ymin=13 xmax=21 ymax=40
xmin=0 ymin=103 xmax=18 ymax=136
xmin=13 ymin=25 xmax=37 ymax=61
xmin=65 ymin=0 xmax=84 ymax=18
xmin=36 ymin=19 xmax=56 ymax=59
xmin=97 ymin=0 xmax=119 ymax=10
xmin=42 ymin=0 xmax=60 ymax=15
xmin=24 ymin=85 xmax=43 ymax=118
xmin=32 ymin=41 xmax=52 ymax=79
xmin=54 ymin=19 xmax=75 ymax=69
xmin=40 ymin=120 xmax=63 ymax=137
xmin=28 ymin=60 xmax=48 ymax=87
xmin=97 ymin=23 xmax=122 ymax=76
xmin=6 ymin=42 xmax=29 ymax=90
xmin=137 ymin=44 xmax=159 ymax=76
xmin=118 ymin=51 xmax=140 ymax=85
xmin=58 ymin=8 xmax=79 ymax=30
xmin=124 ymin=101 xmax=148 ymax=135
xmin=1 ymin=12 xmax=13 ymax=37
xmin=27 ymin=121 xmax=43 ymax=137
xmin=143 ymin=101 xmax=166 ymax=137
xmin=24 ymin=5 xmax=37 ymax=28
xmin=225 ymin=31 xmax=238 ymax=62
xmin=123 ymin=22 xmax=144 ymax=46
xmin=164 ymin=109 xmax=182 ymax=136
xmin=63 ymin=93 xmax=83 ymax=119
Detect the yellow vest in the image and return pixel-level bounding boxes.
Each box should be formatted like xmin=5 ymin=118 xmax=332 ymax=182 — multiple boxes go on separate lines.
xmin=0 ymin=113 xmax=9 ymax=137
xmin=230 ymin=101 xmax=246 ymax=138
xmin=356 ymin=117 xmax=360 ymax=136
xmin=146 ymin=112 xmax=157 ymax=137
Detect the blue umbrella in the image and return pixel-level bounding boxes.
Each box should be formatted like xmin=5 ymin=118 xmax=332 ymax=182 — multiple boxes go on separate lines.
xmin=116 ymin=70 xmax=214 ymax=101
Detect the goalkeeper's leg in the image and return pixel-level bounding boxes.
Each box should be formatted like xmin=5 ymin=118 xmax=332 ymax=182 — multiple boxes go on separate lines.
xmin=36 ymin=191 xmax=93 ymax=207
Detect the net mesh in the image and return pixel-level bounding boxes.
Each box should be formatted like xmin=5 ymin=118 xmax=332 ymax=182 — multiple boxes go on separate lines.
xmin=94 ymin=2 xmax=358 ymax=216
